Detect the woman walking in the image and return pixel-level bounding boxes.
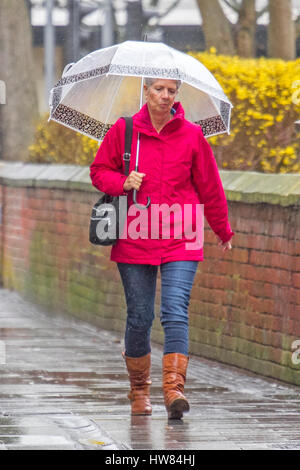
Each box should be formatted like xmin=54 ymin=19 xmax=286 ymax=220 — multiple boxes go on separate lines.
xmin=90 ymin=77 xmax=234 ymax=419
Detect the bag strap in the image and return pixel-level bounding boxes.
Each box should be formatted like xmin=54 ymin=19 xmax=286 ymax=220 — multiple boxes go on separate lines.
xmin=122 ymin=116 xmax=133 ymax=176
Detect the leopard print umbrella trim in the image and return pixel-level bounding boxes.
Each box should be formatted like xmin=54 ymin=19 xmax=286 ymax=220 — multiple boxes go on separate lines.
xmin=55 ymin=65 xmax=111 ymax=87
xmin=196 ymin=116 xmax=226 ymax=136
xmin=51 ymin=104 xmax=112 ymax=140
xmin=53 ymin=64 xmax=232 ymax=106
xmin=51 ymin=103 xmax=229 ymax=140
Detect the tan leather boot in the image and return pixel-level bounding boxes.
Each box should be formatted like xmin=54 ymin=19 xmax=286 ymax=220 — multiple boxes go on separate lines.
xmin=162 ymin=353 xmax=189 ymax=419
xmin=124 ymin=352 xmax=152 ymax=415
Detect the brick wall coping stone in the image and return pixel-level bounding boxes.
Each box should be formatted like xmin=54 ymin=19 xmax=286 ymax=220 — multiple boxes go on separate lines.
xmin=1 ymin=162 xmax=300 ymax=206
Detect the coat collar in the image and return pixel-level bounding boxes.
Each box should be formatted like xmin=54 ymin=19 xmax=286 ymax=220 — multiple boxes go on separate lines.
xmin=133 ymin=101 xmax=185 ymax=137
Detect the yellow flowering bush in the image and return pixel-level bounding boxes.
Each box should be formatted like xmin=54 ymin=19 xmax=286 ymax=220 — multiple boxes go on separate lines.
xmin=190 ymin=50 xmax=300 ymax=173
xmin=27 ymin=113 xmax=99 ymax=165
xmin=28 ymin=52 xmax=300 ymax=172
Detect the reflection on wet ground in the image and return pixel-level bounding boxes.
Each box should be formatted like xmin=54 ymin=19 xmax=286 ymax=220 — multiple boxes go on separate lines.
xmin=0 ymin=288 xmax=300 ymax=450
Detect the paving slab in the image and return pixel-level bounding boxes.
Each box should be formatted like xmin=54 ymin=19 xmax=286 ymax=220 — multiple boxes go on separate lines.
xmin=0 ymin=288 xmax=300 ymax=451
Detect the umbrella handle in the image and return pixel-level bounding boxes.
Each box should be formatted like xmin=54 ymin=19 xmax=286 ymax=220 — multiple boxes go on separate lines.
xmin=133 ymin=190 xmax=151 ymax=209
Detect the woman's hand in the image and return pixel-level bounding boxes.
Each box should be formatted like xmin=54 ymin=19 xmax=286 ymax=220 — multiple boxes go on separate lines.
xmin=218 ymin=238 xmax=232 ymax=252
xmin=123 ymin=171 xmax=146 ymax=192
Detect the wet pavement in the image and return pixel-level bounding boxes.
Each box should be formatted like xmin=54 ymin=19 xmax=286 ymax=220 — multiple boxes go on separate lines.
xmin=0 ymin=287 xmax=300 ymax=451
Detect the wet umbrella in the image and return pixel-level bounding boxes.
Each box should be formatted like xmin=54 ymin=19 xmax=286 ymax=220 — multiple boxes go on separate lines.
xmin=49 ymin=40 xmax=232 ymax=208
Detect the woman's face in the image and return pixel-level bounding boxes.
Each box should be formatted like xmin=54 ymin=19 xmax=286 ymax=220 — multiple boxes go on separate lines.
xmin=144 ymin=79 xmax=178 ymax=115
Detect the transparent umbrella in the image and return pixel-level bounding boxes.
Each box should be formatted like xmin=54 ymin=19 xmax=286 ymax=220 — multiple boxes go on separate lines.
xmin=49 ymin=40 xmax=233 ymax=208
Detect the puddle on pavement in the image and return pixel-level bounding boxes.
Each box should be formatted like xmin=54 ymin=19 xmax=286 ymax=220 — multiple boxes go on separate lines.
xmin=0 ymin=434 xmax=76 ymax=447
xmin=0 ymin=327 xmax=87 ymax=339
xmin=263 ymin=394 xmax=300 ymax=401
xmin=186 ymin=385 xmax=229 ymax=393
xmin=0 ymin=370 xmax=129 ymax=388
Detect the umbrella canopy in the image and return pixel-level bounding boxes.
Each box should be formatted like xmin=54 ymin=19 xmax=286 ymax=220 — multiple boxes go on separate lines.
xmin=49 ymin=40 xmax=232 ymax=141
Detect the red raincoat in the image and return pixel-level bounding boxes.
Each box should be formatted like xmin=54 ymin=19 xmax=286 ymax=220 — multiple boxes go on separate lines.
xmin=90 ymin=102 xmax=234 ymax=265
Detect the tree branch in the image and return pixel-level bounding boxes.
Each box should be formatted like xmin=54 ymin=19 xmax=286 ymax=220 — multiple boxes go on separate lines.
xmin=148 ymin=0 xmax=182 ymax=24
xmin=256 ymin=4 xmax=268 ymax=20
xmin=221 ymin=0 xmax=241 ymax=14
xmin=159 ymin=0 xmax=182 ymax=18
xmin=196 ymin=0 xmax=236 ymax=54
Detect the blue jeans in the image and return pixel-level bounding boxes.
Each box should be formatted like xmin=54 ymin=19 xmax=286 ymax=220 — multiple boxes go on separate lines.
xmin=117 ymin=261 xmax=198 ymax=358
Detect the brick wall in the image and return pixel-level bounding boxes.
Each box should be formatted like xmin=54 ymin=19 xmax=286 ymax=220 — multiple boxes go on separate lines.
xmin=0 ymin=163 xmax=299 ymax=386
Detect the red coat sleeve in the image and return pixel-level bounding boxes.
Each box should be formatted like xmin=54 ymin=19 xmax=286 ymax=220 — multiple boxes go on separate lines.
xmin=192 ymin=129 xmax=235 ymax=244
xmin=89 ymin=118 xmax=128 ymax=197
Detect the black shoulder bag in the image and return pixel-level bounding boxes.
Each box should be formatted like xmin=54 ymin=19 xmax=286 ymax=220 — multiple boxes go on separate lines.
xmin=89 ymin=116 xmax=133 ymax=246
